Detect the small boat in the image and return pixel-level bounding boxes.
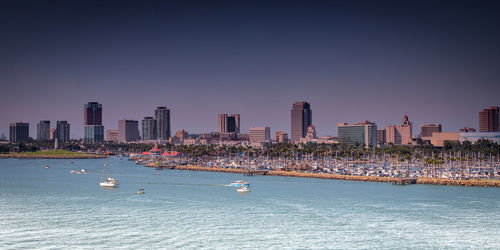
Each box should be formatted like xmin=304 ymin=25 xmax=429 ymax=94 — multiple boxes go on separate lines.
xmin=137 ymin=189 xmax=145 ymax=194
xmin=44 ymin=165 xmax=50 ymax=169
xmin=100 ymin=177 xmax=119 ymax=188
xmin=237 ymin=186 xmax=250 ymax=193
xmin=70 ymin=170 xmax=79 ymax=174
xmin=229 ymin=180 xmax=250 ymax=188
xmin=81 ymin=169 xmax=87 ymax=173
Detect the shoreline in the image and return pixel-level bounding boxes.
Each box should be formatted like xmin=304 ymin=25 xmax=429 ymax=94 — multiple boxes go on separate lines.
xmin=173 ymin=165 xmax=500 ymax=188
xmin=0 ymin=154 xmax=107 ymax=159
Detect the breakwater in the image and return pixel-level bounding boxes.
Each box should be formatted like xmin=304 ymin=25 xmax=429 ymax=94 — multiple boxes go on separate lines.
xmin=0 ymin=154 xmax=106 ymax=159
xmin=174 ymin=165 xmax=500 ymax=188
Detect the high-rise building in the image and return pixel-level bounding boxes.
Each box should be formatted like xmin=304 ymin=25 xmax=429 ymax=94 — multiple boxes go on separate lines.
xmin=275 ymin=131 xmax=289 ymax=143
xmin=155 ymin=107 xmax=171 ymax=140
xmin=84 ymin=102 xmax=102 ymax=125
xmin=9 ymin=122 xmax=29 ymax=143
xmin=56 ymin=121 xmax=70 ymax=142
xmin=338 ymin=120 xmax=377 ymax=149
xmin=386 ymin=115 xmax=413 ymax=145
xmin=421 ymin=124 xmax=442 ymax=138
xmin=37 ymin=120 xmax=50 ymax=141
xmin=142 ymin=117 xmax=157 ymax=140
xmin=249 ymin=127 xmax=270 ymax=144
xmin=217 ymin=114 xmax=240 ymax=133
xmin=118 ymin=119 xmax=140 ymax=143
xmin=84 ymin=102 xmax=104 ymax=143
xmin=291 ymin=102 xmax=312 ymax=142
xmin=479 ymin=106 xmax=499 ymax=132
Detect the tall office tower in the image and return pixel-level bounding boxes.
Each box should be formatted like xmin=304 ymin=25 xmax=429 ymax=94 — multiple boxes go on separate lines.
xmin=37 ymin=120 xmax=50 ymax=141
xmin=56 ymin=121 xmax=70 ymax=142
xmin=479 ymin=106 xmax=499 ymax=132
xmin=9 ymin=122 xmax=29 ymax=143
xmin=155 ymin=107 xmax=171 ymax=140
xmin=217 ymin=114 xmax=240 ymax=133
xmin=338 ymin=120 xmax=377 ymax=149
xmin=421 ymin=124 xmax=442 ymax=138
xmin=386 ymin=115 xmax=413 ymax=145
xmin=84 ymin=102 xmax=104 ymax=143
xmin=275 ymin=131 xmax=289 ymax=143
xmin=291 ymin=102 xmax=312 ymax=142
xmin=249 ymin=127 xmax=271 ymax=144
xmin=118 ymin=119 xmax=140 ymax=143
xmin=142 ymin=117 xmax=157 ymax=140
xmin=84 ymin=102 xmax=102 ymax=125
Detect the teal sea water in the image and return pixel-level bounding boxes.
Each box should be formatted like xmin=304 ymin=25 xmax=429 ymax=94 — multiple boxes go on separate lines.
xmin=0 ymin=158 xmax=499 ymax=249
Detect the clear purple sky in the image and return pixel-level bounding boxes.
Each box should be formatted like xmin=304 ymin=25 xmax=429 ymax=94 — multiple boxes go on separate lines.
xmin=1 ymin=0 xmax=499 ymax=139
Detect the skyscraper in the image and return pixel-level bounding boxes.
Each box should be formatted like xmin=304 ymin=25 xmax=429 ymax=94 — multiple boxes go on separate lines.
xmin=386 ymin=115 xmax=413 ymax=145
xmin=291 ymin=102 xmax=312 ymax=142
xmin=9 ymin=122 xmax=29 ymax=143
xmin=217 ymin=114 xmax=240 ymax=133
xmin=84 ymin=102 xmax=104 ymax=143
xmin=155 ymin=107 xmax=170 ymax=140
xmin=142 ymin=117 xmax=157 ymax=140
xmin=118 ymin=119 xmax=140 ymax=143
xmin=338 ymin=121 xmax=377 ymax=149
xmin=37 ymin=120 xmax=50 ymax=141
xmin=421 ymin=124 xmax=442 ymax=138
xmin=479 ymin=106 xmax=499 ymax=132
xmin=56 ymin=121 xmax=70 ymax=142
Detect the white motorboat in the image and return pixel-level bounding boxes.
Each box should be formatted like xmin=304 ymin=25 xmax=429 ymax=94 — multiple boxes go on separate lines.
xmin=100 ymin=177 xmax=119 ymax=188
xmin=229 ymin=180 xmax=250 ymax=188
xmin=81 ymin=169 xmax=87 ymax=173
xmin=237 ymin=186 xmax=250 ymax=193
xmin=137 ymin=189 xmax=145 ymax=194
xmin=71 ymin=170 xmax=79 ymax=174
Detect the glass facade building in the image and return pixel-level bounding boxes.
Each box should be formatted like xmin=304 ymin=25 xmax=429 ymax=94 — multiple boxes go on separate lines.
xmin=155 ymin=107 xmax=171 ymax=140
xmin=291 ymin=102 xmax=312 ymax=142
xmin=37 ymin=120 xmax=50 ymax=141
xmin=9 ymin=122 xmax=29 ymax=143
xmin=56 ymin=121 xmax=70 ymax=142
xmin=142 ymin=117 xmax=157 ymax=140
xmin=84 ymin=125 xmax=104 ymax=143
xmin=338 ymin=121 xmax=377 ymax=149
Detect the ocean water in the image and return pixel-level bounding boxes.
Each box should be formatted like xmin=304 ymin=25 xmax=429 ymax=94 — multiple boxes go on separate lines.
xmin=0 ymin=158 xmax=499 ymax=249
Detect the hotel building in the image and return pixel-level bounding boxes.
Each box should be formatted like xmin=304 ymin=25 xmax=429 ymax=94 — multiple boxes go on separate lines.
xmin=37 ymin=120 xmax=50 ymax=141
xmin=386 ymin=115 xmax=413 ymax=145
xmin=217 ymin=114 xmax=240 ymax=134
xmin=9 ymin=122 xmax=29 ymax=143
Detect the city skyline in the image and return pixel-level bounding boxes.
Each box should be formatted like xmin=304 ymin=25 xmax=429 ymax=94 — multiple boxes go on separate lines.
xmin=1 ymin=0 xmax=499 ymax=138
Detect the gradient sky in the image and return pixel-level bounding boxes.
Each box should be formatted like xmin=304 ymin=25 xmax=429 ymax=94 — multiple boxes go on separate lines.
xmin=1 ymin=0 xmax=499 ymax=139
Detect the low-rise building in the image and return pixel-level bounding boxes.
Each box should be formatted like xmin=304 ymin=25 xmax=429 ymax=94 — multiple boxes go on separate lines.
xmin=459 ymin=132 xmax=500 ymax=144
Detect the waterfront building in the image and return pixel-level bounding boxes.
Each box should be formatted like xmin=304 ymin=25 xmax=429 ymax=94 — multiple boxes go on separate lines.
xmin=459 ymin=126 xmax=476 ymax=133
xmin=429 ymin=132 xmax=459 ymax=147
xmin=421 ymin=124 xmax=442 ymax=137
xmin=84 ymin=102 xmax=104 ymax=143
xmin=386 ymin=115 xmax=413 ymax=145
xmin=479 ymin=106 xmax=499 ymax=132
xmin=106 ymin=129 xmax=119 ymax=143
xmin=249 ymin=127 xmax=270 ymax=144
xmin=217 ymin=114 xmax=240 ymax=133
xmin=37 ymin=120 xmax=50 ymax=141
xmin=376 ymin=129 xmax=386 ymax=145
xmin=56 ymin=121 xmax=70 ymax=142
xmin=141 ymin=117 xmax=157 ymax=140
xmin=459 ymin=132 xmax=500 ymax=144
xmin=155 ymin=106 xmax=171 ymax=140
xmin=275 ymin=131 xmax=289 ymax=143
xmin=9 ymin=122 xmax=29 ymax=143
xmin=118 ymin=119 xmax=140 ymax=143
xmin=338 ymin=121 xmax=377 ymax=149
xmin=49 ymin=128 xmax=57 ymax=140
xmin=291 ymin=102 xmax=312 ymax=142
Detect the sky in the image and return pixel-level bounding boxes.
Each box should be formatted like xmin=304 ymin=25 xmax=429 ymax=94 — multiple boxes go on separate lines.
xmin=0 ymin=0 xmax=499 ymax=139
